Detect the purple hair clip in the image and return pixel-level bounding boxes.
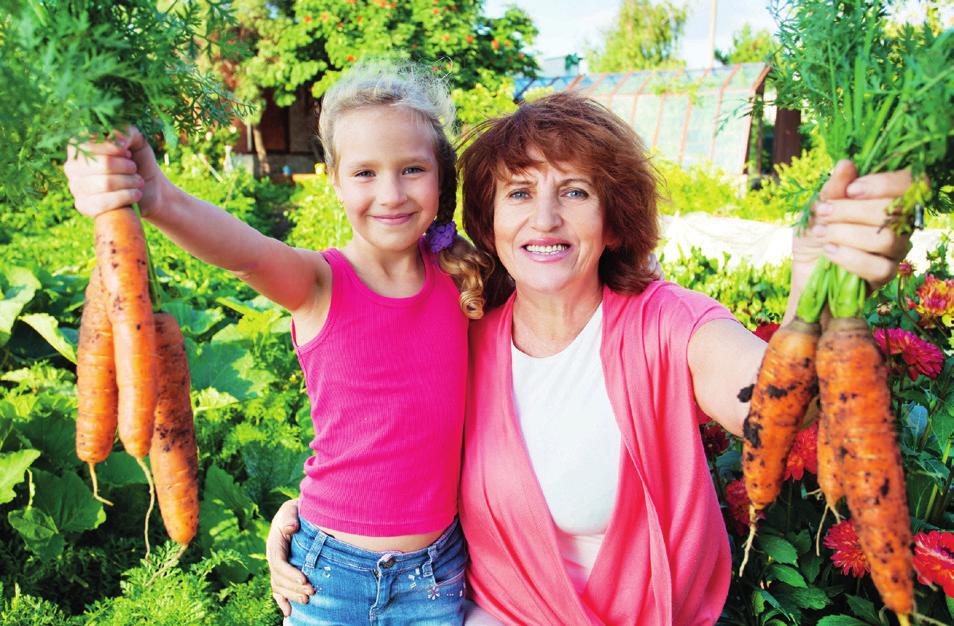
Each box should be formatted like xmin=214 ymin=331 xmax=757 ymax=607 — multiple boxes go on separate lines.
xmin=425 ymin=220 xmax=457 ymax=253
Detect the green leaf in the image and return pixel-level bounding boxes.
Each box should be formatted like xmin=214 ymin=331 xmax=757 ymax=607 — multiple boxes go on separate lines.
xmin=193 ymin=387 xmax=239 ymax=412
xmin=163 ymin=300 xmax=224 ymax=337
xmin=32 ymin=469 xmax=105 ymax=533
xmin=0 ymin=266 xmax=40 ymax=346
xmin=789 ymin=529 xmax=811 ymax=555
xmin=8 ymin=507 xmax=64 ymax=559
xmin=199 ymin=465 xmax=265 ymax=583
xmin=0 ymin=449 xmax=41 ymax=504
xmin=16 ymin=404 xmax=76 ymax=473
xmin=18 ymin=313 xmax=77 ymax=364
xmin=95 ymin=451 xmax=147 ymax=487
xmin=845 ymin=594 xmax=880 ymax=624
xmin=778 ymin=585 xmax=830 ymax=610
xmin=189 ymin=342 xmax=274 ymax=401
xmin=800 ymin=551 xmax=822 ymax=584
xmin=761 ymin=535 xmax=799 ymax=565
xmin=947 ymin=595 xmax=954 ymax=622
xmin=817 ymin=616 xmax=870 ymax=626
xmin=767 ymin=564 xmax=806 ymax=588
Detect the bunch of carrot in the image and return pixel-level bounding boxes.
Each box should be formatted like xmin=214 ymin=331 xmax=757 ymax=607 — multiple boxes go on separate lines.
xmin=741 ymin=258 xmax=914 ymax=624
xmin=76 ymin=206 xmax=198 ymax=553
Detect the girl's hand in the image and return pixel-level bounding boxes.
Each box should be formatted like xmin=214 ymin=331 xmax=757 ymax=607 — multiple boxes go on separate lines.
xmin=64 ymin=127 xmax=167 ymax=219
xmin=792 ymin=160 xmax=913 ymax=291
xmin=266 ymin=499 xmax=313 ymax=617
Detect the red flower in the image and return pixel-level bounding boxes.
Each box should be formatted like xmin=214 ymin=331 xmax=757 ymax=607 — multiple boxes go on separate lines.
xmin=753 ymin=322 xmax=780 ymax=342
xmin=784 ymin=422 xmax=818 ymax=481
xmin=346 ymin=54 xmax=356 ymax=62
xmin=898 ymin=261 xmax=915 ymax=277
xmin=910 ymin=274 xmax=954 ymax=329
xmin=876 ymin=301 xmax=894 ymax=316
xmin=725 ymin=479 xmax=762 ymax=536
xmin=824 ymin=520 xmax=870 ymax=578
xmin=873 ymin=327 xmax=944 ymax=380
xmin=913 ymin=531 xmax=954 ymax=598
xmin=517 ymin=52 xmax=524 ymax=59
xmin=701 ymin=422 xmax=729 ymax=458
xmin=304 ymin=15 xmax=311 ymax=23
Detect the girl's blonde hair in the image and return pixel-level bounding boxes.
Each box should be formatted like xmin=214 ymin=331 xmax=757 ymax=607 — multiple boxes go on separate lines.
xmin=318 ymin=60 xmax=488 ymax=319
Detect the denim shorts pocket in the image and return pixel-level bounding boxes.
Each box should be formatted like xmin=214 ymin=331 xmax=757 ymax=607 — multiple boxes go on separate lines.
xmin=289 ymin=516 xmax=325 ymax=578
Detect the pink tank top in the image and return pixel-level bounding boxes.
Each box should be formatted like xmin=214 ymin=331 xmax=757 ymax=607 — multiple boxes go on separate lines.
xmin=292 ymin=243 xmax=468 ymax=536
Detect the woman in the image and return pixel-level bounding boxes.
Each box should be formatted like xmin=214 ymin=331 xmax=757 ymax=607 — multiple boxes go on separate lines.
xmin=268 ymin=93 xmax=912 ymax=624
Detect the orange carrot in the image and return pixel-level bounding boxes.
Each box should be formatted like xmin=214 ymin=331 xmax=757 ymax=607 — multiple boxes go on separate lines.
xmin=816 ymin=407 xmax=844 ymax=512
xmin=743 ymin=319 xmax=821 ymax=510
xmin=150 ymin=312 xmax=198 ymax=546
xmin=817 ymin=317 xmax=913 ymax=620
xmin=93 ymin=208 xmax=158 ymax=459
xmin=76 ymin=265 xmax=118 ymax=504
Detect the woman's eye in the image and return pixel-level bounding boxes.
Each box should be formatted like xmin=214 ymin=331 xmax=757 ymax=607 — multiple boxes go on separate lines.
xmin=564 ymin=188 xmax=589 ymax=199
xmin=507 ymin=190 xmax=529 ymax=199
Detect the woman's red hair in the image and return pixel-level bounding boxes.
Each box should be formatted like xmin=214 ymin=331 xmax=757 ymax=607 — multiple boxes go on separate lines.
xmin=459 ymin=92 xmax=659 ymax=309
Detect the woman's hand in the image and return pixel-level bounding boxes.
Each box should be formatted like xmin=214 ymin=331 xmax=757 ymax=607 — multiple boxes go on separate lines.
xmin=64 ymin=127 xmax=168 ymax=219
xmin=792 ymin=160 xmax=913 ymax=293
xmin=266 ymin=499 xmax=313 ymax=617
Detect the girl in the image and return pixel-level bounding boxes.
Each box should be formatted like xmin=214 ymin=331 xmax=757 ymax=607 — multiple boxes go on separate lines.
xmin=65 ymin=61 xmax=486 ymax=625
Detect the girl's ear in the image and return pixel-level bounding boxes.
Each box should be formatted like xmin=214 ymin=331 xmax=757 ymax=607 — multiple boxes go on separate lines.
xmin=330 ymin=169 xmax=343 ymax=201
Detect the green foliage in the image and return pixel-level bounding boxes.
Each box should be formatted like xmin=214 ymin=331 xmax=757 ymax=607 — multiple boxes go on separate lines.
xmin=0 ymin=0 xmax=249 ymax=203
xmin=587 ymin=0 xmax=687 ymax=72
xmin=284 ymin=173 xmax=352 ymax=250
xmin=771 ymin=0 xmax=954 ymax=228
xmin=234 ymin=0 xmax=538 ymax=114
xmin=715 ymin=24 xmax=777 ymax=65
xmin=663 ymin=248 xmax=791 ymax=328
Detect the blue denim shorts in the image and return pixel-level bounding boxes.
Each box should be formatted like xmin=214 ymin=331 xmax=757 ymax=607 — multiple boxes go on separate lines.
xmin=286 ymin=515 xmax=467 ymax=626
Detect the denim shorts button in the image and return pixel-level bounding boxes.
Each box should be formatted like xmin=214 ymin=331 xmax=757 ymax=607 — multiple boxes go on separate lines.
xmin=380 ymin=556 xmax=396 ymax=569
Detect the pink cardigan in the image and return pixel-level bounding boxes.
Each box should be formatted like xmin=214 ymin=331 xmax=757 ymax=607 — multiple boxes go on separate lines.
xmin=459 ymin=282 xmax=737 ymax=625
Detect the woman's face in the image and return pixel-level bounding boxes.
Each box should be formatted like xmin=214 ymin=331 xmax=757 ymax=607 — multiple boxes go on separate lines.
xmin=492 ymin=155 xmax=613 ymax=301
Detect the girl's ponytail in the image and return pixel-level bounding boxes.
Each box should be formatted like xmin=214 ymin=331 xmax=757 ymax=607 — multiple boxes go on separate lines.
xmin=431 ymin=135 xmax=490 ymax=320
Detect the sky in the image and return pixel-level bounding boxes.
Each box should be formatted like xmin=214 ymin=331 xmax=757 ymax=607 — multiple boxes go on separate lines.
xmin=483 ymin=0 xmax=947 ymax=70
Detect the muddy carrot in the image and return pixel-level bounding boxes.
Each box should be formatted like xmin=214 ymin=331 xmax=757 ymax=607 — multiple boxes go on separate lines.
xmin=817 ymin=317 xmax=913 ymax=620
xmin=93 ymin=207 xmax=158 ymax=459
xmin=150 ymin=312 xmax=199 ymax=547
xmin=75 ymin=265 xmax=118 ymax=504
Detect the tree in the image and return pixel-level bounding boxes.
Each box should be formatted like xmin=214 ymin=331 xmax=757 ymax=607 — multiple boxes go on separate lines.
xmin=715 ymin=24 xmax=776 ymax=65
xmin=229 ymin=0 xmax=538 ymax=115
xmin=587 ymin=0 xmax=687 ymax=73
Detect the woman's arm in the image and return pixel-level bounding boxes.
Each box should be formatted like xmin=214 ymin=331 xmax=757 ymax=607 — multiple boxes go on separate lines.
xmin=65 ymin=128 xmax=327 ymax=313
xmin=689 ymin=163 xmax=913 ymax=436
xmin=265 ymin=499 xmax=313 ymax=617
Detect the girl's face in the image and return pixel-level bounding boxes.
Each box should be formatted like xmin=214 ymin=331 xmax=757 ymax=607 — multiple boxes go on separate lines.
xmin=331 ymin=106 xmax=440 ymax=255
xmin=492 ymin=155 xmax=612 ymax=301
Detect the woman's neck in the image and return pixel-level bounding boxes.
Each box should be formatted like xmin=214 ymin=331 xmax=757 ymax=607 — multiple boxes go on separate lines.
xmin=511 ymin=285 xmax=603 ymax=358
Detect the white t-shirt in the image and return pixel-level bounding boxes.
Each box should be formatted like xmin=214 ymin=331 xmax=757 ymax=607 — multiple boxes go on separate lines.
xmin=511 ymin=304 xmax=621 ymax=591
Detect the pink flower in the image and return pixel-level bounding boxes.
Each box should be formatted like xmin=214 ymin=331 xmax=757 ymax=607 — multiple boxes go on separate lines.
xmin=910 ymin=274 xmax=954 ymax=329
xmin=725 ymin=479 xmax=763 ymax=536
xmin=898 ymin=261 xmax=915 ymax=277
xmin=824 ymin=520 xmax=869 ymax=578
xmin=873 ymin=327 xmax=944 ymax=380
xmin=913 ymin=531 xmax=954 ymax=598
xmin=753 ymin=323 xmax=780 ymax=342
xmin=784 ymin=422 xmax=818 ymax=481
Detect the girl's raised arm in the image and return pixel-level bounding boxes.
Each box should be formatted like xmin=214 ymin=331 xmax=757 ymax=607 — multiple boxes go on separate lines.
xmin=65 ymin=127 xmax=327 ymax=313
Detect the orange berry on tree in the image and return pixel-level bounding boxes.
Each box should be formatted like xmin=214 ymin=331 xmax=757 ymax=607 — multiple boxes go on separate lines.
xmin=304 ymin=15 xmax=311 ymax=23
xmin=518 ymin=52 xmax=524 ymax=59
xmin=491 ymin=39 xmax=499 ymax=50
xmin=443 ymin=33 xmax=450 ymax=41
xmin=357 ymin=15 xmax=363 ymax=22
xmin=433 ymin=8 xmax=439 ymax=14
xmin=466 ymin=34 xmax=473 ymax=44
xmin=347 ymin=54 xmax=356 ymax=62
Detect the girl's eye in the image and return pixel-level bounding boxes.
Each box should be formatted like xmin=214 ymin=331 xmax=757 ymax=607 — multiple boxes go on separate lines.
xmin=354 ymin=170 xmax=374 ymax=178
xmin=402 ymin=166 xmax=424 ymax=175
